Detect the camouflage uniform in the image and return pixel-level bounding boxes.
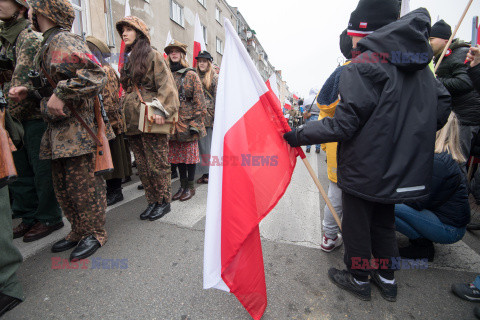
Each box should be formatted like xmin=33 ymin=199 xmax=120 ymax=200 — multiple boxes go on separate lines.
xmin=0 ymin=16 xmax=62 ymax=227
xmin=117 ymin=16 xmax=179 ymax=204
xmin=28 ymin=0 xmax=109 ymax=245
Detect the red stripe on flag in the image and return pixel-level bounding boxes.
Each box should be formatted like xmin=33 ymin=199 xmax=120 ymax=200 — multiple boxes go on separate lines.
xmin=221 ymin=90 xmax=297 ymax=320
xmin=193 ymin=41 xmax=202 ymax=68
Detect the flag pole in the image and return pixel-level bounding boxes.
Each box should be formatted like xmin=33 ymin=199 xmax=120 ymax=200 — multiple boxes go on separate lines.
xmin=295 ymin=147 xmax=342 ymax=231
xmin=434 ymin=0 xmax=474 ymax=73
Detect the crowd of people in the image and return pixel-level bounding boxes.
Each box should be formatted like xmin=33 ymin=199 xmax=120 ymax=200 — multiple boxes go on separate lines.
xmin=0 ymin=0 xmax=219 ymax=315
xmin=1 ymin=0 xmax=480 ymax=317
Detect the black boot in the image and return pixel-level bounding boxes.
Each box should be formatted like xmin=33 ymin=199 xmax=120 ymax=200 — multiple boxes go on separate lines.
xmin=149 ymin=202 xmax=171 ymax=221
xmin=140 ymin=203 xmax=156 ymax=220
xmin=0 ymin=292 xmax=22 ymax=318
xmin=399 ymin=238 xmax=435 ymax=262
xmin=69 ymin=235 xmax=101 ymax=261
xmin=328 ymin=268 xmax=371 ymax=301
xmin=107 ymin=188 xmax=124 ymax=206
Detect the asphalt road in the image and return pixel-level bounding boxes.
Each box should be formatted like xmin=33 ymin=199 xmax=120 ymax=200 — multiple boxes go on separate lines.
xmin=5 ymin=148 xmax=480 ymax=320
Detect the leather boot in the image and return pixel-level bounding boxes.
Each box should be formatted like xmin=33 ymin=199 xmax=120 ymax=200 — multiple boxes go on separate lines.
xmin=149 ymin=202 xmax=171 ymax=221
xmin=13 ymin=222 xmax=34 ymax=239
xmin=107 ymin=188 xmax=124 ymax=206
xmin=70 ymin=235 xmax=101 ymax=262
xmin=399 ymin=238 xmax=435 ymax=262
xmin=180 ymin=181 xmax=195 ymax=201
xmin=140 ymin=203 xmax=156 ymax=220
xmin=51 ymin=238 xmax=79 ymax=253
xmin=172 ymin=179 xmax=188 ymax=201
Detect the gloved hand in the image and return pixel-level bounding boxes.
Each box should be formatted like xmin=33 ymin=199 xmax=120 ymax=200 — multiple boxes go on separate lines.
xmin=283 ymin=129 xmax=301 ymax=147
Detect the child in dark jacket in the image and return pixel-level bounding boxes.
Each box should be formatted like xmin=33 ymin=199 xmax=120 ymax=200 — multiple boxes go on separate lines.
xmin=395 ymin=113 xmax=470 ymax=262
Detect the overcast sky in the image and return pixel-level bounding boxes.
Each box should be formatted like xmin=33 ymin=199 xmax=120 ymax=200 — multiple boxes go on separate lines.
xmin=227 ymin=0 xmax=479 ymax=98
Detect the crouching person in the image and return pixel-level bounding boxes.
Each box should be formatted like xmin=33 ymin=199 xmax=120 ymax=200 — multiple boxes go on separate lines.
xmin=395 ymin=113 xmax=470 ymax=262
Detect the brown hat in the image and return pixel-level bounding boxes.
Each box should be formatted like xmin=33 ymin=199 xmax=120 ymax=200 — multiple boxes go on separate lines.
xmin=27 ymin=0 xmax=75 ymax=29
xmin=15 ymin=0 xmax=28 ymax=8
xmin=164 ymin=39 xmax=187 ymax=55
xmin=116 ymin=16 xmax=151 ymax=44
xmin=86 ymin=36 xmax=111 ymax=57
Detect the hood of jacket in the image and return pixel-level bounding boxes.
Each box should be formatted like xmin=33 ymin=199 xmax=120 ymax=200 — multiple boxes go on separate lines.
xmin=357 ymin=8 xmax=433 ymax=73
xmin=304 ymin=87 xmax=318 ymax=106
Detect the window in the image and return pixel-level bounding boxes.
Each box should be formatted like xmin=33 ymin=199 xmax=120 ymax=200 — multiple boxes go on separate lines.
xmin=71 ymin=0 xmax=90 ymax=37
xmin=170 ymin=0 xmax=185 ymax=27
xmin=215 ymin=7 xmax=221 ymax=23
xmin=216 ymin=37 xmax=223 ymax=55
xmin=201 ymin=24 xmax=208 ymax=44
xmin=198 ymin=0 xmax=206 ymax=7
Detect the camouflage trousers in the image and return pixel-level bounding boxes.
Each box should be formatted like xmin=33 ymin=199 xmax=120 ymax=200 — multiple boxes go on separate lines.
xmin=128 ymin=134 xmax=171 ymax=204
xmin=51 ymin=153 xmax=107 ymax=245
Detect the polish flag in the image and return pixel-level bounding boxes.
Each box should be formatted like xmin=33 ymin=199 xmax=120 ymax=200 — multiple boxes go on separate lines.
xmin=163 ymin=31 xmax=172 ymax=60
xmin=117 ymin=0 xmax=131 ymax=97
xmin=203 ymin=18 xmax=298 ymax=320
xmin=293 ymin=94 xmax=299 ymax=100
xmin=265 ymin=72 xmax=281 ymax=110
xmin=193 ymin=13 xmax=207 ymax=68
xmin=284 ymin=102 xmax=292 ymax=110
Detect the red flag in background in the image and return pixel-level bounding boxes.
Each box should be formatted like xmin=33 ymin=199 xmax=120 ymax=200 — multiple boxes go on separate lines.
xmin=193 ymin=13 xmax=207 ymax=68
xmin=164 ymin=31 xmax=172 ymax=60
xmin=284 ymin=102 xmax=292 ymax=110
xmin=204 ymin=18 xmax=297 ymax=320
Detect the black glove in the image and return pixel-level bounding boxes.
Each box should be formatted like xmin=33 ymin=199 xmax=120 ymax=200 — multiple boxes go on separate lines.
xmin=283 ymin=129 xmax=301 ymax=147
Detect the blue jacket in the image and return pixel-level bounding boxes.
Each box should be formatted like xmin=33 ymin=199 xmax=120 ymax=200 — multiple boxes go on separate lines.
xmin=405 ymin=152 xmax=470 ymax=228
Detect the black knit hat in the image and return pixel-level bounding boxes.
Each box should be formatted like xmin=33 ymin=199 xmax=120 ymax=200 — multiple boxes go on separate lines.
xmin=195 ymin=50 xmax=213 ymax=61
xmin=430 ymin=20 xmax=452 ymax=40
xmin=347 ymin=0 xmax=400 ymax=37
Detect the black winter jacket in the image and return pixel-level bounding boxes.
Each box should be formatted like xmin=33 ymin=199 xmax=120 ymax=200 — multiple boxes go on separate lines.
xmin=436 ymin=40 xmax=480 ymax=125
xmin=468 ymin=63 xmax=480 ymax=95
xmin=405 ymin=152 xmax=470 ymax=228
xmin=296 ymin=8 xmax=452 ymax=203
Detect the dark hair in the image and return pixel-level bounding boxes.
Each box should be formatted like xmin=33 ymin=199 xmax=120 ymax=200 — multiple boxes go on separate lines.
xmin=120 ymin=34 xmax=152 ymax=85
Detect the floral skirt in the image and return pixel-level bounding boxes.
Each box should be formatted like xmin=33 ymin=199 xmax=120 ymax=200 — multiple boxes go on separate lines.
xmin=168 ymin=140 xmax=200 ymax=164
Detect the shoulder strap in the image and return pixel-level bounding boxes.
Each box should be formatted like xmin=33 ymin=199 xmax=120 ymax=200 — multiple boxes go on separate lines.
xmin=202 ymin=84 xmax=214 ymax=100
xmin=179 ymin=72 xmax=189 ymax=101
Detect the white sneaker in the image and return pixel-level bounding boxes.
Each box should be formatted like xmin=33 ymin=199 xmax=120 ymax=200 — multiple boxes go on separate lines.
xmin=321 ymin=233 xmax=343 ymax=252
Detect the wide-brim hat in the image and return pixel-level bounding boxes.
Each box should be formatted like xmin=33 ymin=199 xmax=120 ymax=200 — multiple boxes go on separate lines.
xmin=164 ymin=39 xmax=187 ymax=55
xmin=116 ymin=16 xmax=151 ymax=44
xmin=86 ymin=36 xmax=111 ymax=57
xmin=195 ymin=50 xmax=213 ymax=61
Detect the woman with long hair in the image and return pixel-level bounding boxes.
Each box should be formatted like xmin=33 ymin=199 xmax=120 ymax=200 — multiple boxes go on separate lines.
xmin=195 ymin=51 xmax=218 ymax=184
xmin=395 ymin=113 xmax=470 ymax=262
xmin=165 ymin=40 xmax=206 ymax=201
xmin=86 ymin=36 xmax=132 ymax=207
xmin=116 ymin=16 xmax=179 ymax=221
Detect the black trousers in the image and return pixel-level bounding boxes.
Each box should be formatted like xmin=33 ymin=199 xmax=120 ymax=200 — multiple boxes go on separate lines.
xmin=342 ymin=191 xmax=399 ymax=280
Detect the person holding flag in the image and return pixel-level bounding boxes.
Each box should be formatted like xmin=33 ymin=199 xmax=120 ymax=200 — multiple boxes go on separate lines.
xmin=284 ymin=1 xmax=451 ymax=301
xmin=117 ymin=16 xmax=179 ymax=221
xmin=195 ymin=50 xmax=217 ymax=185
xmin=165 ymin=40 xmax=206 ymax=202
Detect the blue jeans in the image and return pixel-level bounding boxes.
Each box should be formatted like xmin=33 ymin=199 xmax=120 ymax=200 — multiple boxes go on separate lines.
xmin=306 ymin=114 xmax=320 ymax=151
xmin=394 ymin=204 xmax=466 ymax=244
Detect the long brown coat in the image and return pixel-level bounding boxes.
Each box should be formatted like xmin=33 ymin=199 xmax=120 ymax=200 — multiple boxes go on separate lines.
xmin=171 ymin=68 xmax=206 ymax=142
xmin=121 ymin=49 xmax=179 ymax=136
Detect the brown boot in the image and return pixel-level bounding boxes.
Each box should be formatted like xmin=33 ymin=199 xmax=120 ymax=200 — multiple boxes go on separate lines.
xmin=180 ymin=181 xmax=195 ymax=201
xmin=13 ymin=222 xmax=34 ymax=239
xmin=172 ymin=179 xmax=188 ymax=201
xmin=23 ymin=221 xmax=64 ymax=242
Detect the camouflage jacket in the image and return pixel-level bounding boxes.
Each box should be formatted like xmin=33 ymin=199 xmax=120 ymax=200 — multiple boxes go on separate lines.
xmin=198 ymin=71 xmax=217 ymax=128
xmin=121 ymin=49 xmax=180 ymax=136
xmin=101 ymin=64 xmax=125 ymax=135
xmin=0 ymin=19 xmax=42 ymax=122
xmin=171 ymin=68 xmax=206 ymax=142
xmin=35 ymin=27 xmax=109 ymax=160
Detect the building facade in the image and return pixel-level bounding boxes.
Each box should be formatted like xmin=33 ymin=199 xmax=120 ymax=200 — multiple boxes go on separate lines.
xmin=71 ymin=0 xmax=290 ymax=103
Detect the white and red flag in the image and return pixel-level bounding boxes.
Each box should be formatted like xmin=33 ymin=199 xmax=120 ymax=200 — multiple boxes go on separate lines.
xmin=266 ymin=72 xmax=279 ymax=99
xmin=203 ymin=18 xmax=297 ymax=320
xmin=163 ymin=30 xmax=172 ymax=60
xmin=284 ymin=102 xmax=292 ymax=110
xmin=193 ymin=13 xmax=207 ymax=68
xmin=117 ymin=0 xmax=131 ymax=97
